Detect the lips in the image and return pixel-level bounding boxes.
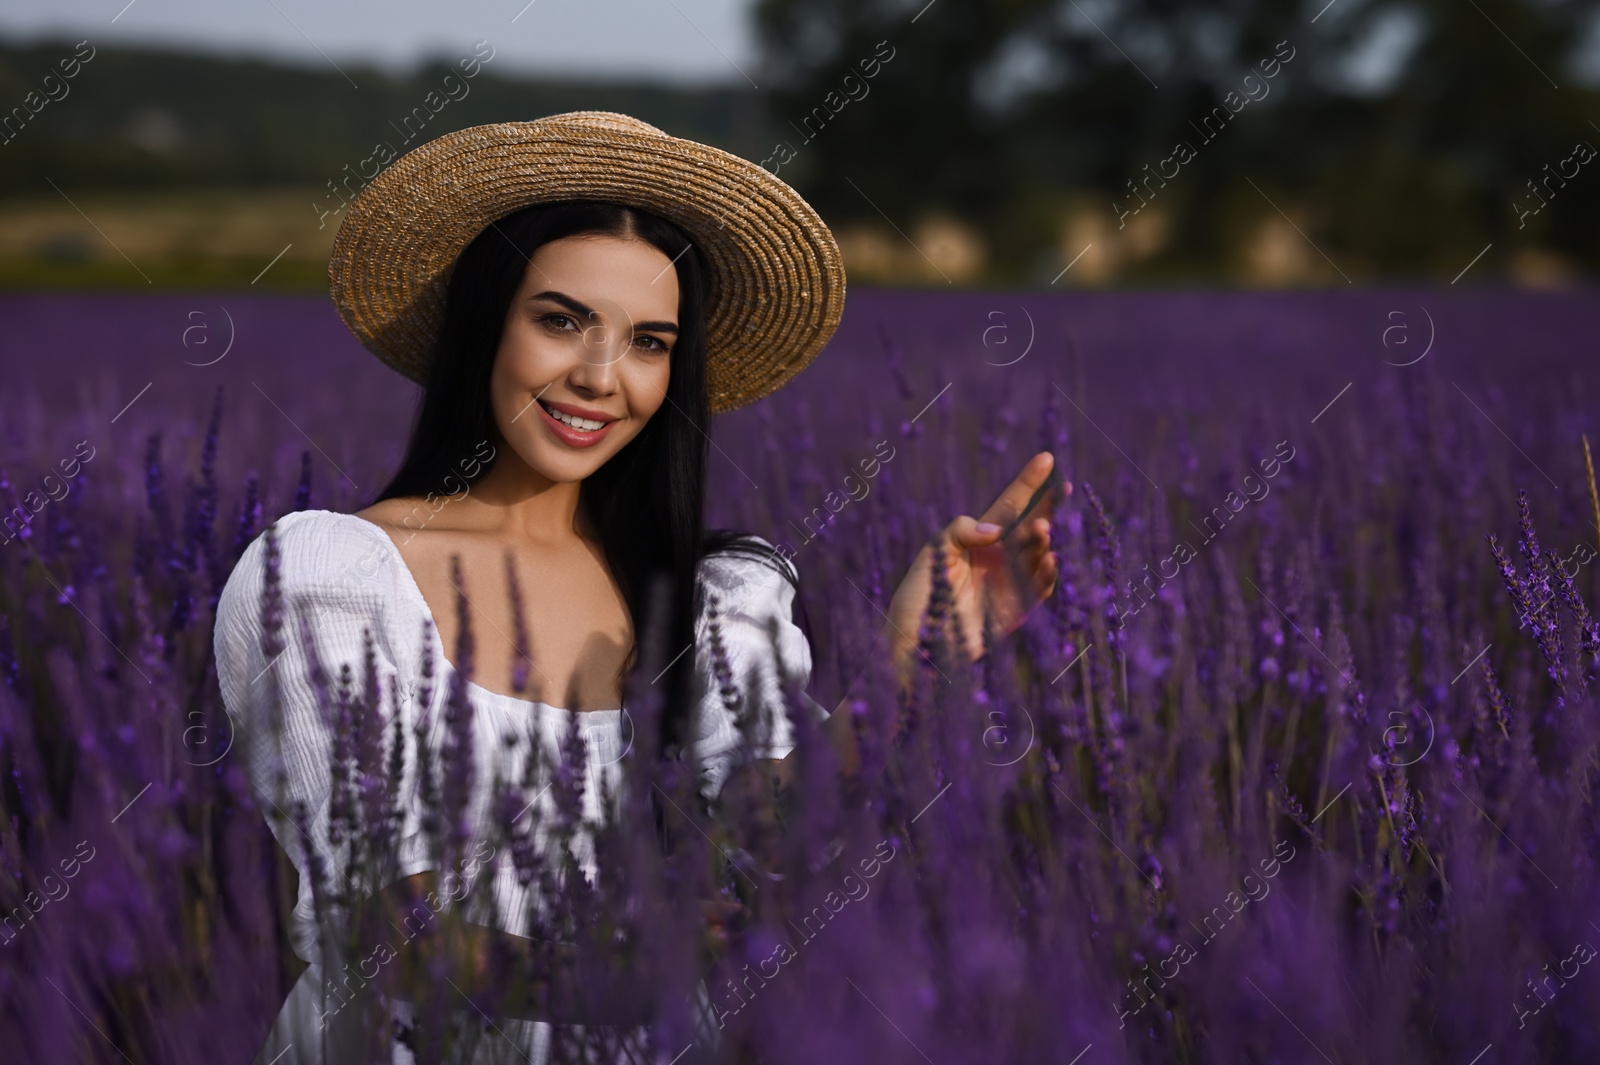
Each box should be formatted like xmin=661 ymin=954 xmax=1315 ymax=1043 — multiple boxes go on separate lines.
xmin=540 ymin=398 xmax=617 ymax=427
xmin=536 ymin=397 xmax=617 ymax=449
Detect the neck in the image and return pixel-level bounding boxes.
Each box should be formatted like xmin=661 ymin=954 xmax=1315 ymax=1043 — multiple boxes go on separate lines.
xmin=459 ymin=452 xmax=591 ymax=543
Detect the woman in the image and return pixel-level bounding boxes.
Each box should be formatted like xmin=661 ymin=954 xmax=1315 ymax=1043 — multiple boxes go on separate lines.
xmin=214 ymin=111 xmax=1064 ymax=1064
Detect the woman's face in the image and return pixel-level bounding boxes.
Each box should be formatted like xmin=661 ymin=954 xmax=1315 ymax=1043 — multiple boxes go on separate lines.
xmin=490 ymin=233 xmax=679 ymax=484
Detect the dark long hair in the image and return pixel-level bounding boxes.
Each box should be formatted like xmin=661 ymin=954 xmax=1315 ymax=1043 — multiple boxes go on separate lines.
xmin=367 ymin=200 xmax=791 ymax=756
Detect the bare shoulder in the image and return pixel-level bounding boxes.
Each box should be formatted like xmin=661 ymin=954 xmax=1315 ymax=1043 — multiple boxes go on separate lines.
xmin=351 ymin=497 xmax=520 ymax=606
xmin=353 ymin=497 xmax=505 ymax=568
xmin=354 ymin=496 xmax=434 ymax=538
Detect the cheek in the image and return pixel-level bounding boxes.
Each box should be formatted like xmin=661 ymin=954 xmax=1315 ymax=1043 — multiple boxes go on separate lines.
xmin=490 ymin=331 xmax=558 ymax=417
xmin=494 ymin=324 xmax=551 ymax=386
xmin=625 ymin=356 xmax=672 ymax=421
xmin=487 ymin=364 xmax=525 ymax=439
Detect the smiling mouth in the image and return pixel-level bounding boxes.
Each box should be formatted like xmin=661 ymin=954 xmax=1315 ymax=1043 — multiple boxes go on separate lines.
xmin=538 ymin=399 xmax=615 ymax=432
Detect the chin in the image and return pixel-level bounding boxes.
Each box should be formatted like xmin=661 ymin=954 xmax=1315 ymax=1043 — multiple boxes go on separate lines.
xmin=525 ymin=451 xmax=607 ymax=484
xmin=525 ymin=437 xmax=633 ymax=482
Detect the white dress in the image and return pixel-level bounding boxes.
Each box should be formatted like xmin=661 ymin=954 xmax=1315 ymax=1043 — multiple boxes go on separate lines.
xmin=213 ymin=509 xmax=829 ymax=1064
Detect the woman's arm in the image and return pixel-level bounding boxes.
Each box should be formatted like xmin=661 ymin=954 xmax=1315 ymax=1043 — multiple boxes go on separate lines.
xmin=712 ymin=456 xmax=1064 ymax=910
xmin=770 ymin=452 xmax=1066 ymax=786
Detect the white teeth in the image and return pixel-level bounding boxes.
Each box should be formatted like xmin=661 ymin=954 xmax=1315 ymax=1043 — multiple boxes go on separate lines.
xmin=544 ymin=403 xmax=607 ymax=432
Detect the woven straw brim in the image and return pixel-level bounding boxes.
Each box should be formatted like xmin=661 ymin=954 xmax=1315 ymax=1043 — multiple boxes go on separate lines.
xmin=328 ymin=113 xmax=846 ymax=415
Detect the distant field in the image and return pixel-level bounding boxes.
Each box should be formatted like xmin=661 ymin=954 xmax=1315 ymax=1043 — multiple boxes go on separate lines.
xmin=0 ymin=188 xmax=336 ymax=289
xmin=0 ymin=186 xmax=999 ymax=290
xmin=0 ymin=185 xmax=1586 ymax=292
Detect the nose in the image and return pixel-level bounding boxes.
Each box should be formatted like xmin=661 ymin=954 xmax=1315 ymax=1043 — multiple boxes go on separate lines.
xmin=568 ymin=348 xmax=619 ymax=398
xmin=566 ymin=306 xmax=629 ymax=397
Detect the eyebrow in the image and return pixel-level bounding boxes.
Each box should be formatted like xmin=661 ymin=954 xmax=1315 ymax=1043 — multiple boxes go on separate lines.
xmin=525 ymin=290 xmax=679 ymax=336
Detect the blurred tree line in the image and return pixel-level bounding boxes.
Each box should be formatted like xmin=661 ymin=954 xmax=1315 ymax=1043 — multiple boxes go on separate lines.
xmin=751 ymin=0 xmax=1600 ymax=284
xmin=0 ymin=40 xmax=770 ymax=287
xmin=1 ymin=0 xmax=1597 ymax=287
xmin=0 ymin=42 xmax=768 ymax=192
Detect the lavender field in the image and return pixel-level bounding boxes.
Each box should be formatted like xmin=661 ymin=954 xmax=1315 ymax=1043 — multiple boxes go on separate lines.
xmin=1 ymin=287 xmax=1598 ymax=1063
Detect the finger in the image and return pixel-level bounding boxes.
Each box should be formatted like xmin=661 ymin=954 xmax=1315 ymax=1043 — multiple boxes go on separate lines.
xmin=995 ymin=514 xmax=1051 ymax=578
xmin=1039 ymin=554 xmax=1060 ymax=596
xmin=1022 ymin=532 xmax=1053 ymax=570
xmin=980 ymin=452 xmax=1058 ymax=530
xmin=1022 ymin=539 xmax=1061 ymax=596
xmin=1021 ymin=541 xmax=1058 ymax=584
xmin=946 ymin=514 xmax=1005 ymax=550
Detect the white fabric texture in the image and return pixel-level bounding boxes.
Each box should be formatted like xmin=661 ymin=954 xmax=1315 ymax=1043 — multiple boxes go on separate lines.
xmin=213 ymin=509 xmax=828 ymax=1064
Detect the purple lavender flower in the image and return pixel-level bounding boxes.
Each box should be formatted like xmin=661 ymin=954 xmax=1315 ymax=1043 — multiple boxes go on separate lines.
xmin=505 ymin=551 xmax=533 ymax=694
xmin=3 ymin=293 xmax=1599 ymax=1065
xmin=292 ymin=450 xmax=312 ymax=512
xmin=439 ymin=555 xmax=478 ymax=868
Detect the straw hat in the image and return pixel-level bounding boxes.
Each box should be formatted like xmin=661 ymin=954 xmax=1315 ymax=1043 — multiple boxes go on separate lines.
xmin=328 ymin=111 xmax=847 ymax=414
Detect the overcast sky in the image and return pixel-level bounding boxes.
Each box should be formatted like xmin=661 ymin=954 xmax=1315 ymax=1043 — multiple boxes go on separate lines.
xmin=0 ymin=0 xmax=759 ymax=85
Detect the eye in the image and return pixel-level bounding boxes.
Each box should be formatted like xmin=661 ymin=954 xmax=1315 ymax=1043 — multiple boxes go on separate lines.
xmin=539 ymin=313 xmax=579 ymax=333
xmin=634 ymin=334 xmax=671 ymax=354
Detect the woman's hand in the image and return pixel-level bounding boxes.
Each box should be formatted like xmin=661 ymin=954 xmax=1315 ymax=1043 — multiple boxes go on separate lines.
xmin=883 ymin=452 xmax=1067 ymax=678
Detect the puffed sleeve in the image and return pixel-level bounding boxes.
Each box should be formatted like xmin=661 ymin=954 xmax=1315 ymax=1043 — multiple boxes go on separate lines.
xmin=213 ymin=511 xmax=436 ymax=964
xmin=691 ymin=538 xmax=831 ymax=803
